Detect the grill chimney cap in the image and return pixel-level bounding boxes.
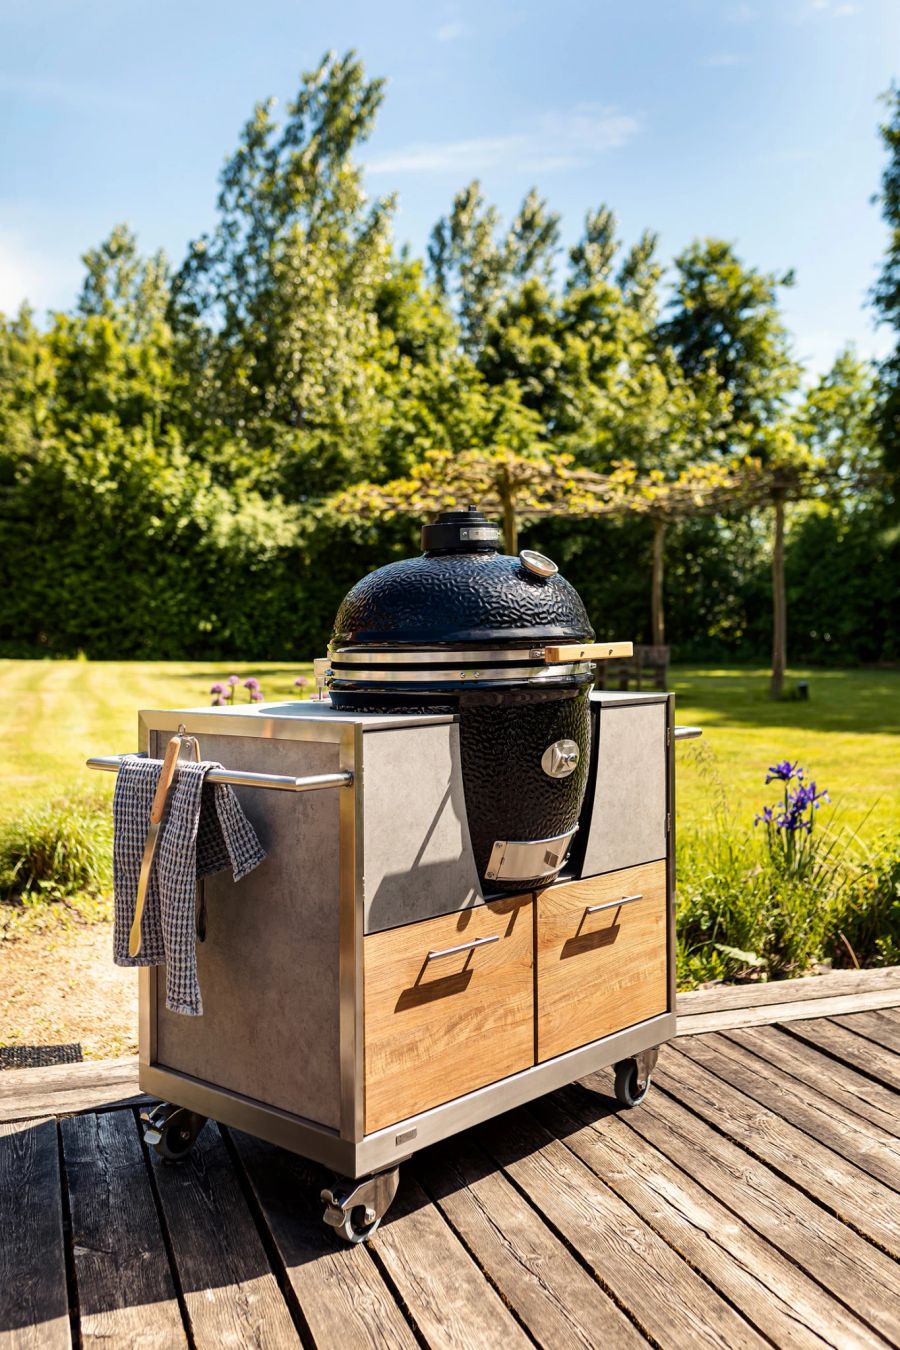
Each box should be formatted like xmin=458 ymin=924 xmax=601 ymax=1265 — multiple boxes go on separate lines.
xmin=421 ymin=507 xmax=501 ymax=555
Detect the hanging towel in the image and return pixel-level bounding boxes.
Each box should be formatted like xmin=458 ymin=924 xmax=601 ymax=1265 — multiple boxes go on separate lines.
xmin=113 ymin=756 xmax=266 ymax=1015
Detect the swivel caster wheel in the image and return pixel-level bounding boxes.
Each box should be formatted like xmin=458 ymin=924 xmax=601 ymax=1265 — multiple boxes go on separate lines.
xmin=141 ymin=1102 xmax=208 ymax=1161
xmin=321 ymin=1167 xmax=400 ymax=1245
xmin=613 ymin=1047 xmax=659 ymax=1108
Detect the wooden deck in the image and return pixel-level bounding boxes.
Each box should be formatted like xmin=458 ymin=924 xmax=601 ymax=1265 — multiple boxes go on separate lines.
xmin=2 ymin=970 xmax=899 ymax=1349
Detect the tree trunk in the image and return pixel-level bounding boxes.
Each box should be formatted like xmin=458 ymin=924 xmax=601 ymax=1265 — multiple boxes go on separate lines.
xmin=770 ymin=491 xmax=787 ymax=699
xmin=651 ymin=517 xmax=666 ymax=647
xmin=500 ymin=493 xmax=518 ymax=555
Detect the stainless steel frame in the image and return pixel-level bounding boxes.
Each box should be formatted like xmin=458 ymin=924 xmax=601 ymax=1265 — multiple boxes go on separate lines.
xmin=132 ymin=699 xmax=678 ymax=1181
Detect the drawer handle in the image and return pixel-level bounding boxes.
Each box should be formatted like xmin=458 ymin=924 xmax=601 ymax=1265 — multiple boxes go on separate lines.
xmin=426 ymin=935 xmax=500 ymax=962
xmin=585 ymin=893 xmax=643 ymax=916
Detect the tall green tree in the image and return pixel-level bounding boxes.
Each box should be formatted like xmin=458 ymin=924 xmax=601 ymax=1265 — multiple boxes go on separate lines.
xmin=170 ymin=51 xmax=398 ymax=493
xmin=659 ymin=238 xmax=800 ymax=433
xmin=872 ymin=84 xmax=900 ymax=484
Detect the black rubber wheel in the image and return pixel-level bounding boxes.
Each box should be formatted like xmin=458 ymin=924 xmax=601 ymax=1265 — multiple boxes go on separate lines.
xmin=150 ymin=1109 xmax=207 ymax=1161
xmin=331 ymin=1207 xmax=383 ymax=1245
xmin=614 ymin=1060 xmax=651 ymax=1108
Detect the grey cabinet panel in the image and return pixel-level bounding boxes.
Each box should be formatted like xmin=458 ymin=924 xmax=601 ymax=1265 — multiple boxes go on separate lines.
xmin=153 ymin=732 xmax=342 ymax=1128
xmin=363 ymin=723 xmax=483 ymax=933
xmin=581 ymin=703 xmax=667 ymax=877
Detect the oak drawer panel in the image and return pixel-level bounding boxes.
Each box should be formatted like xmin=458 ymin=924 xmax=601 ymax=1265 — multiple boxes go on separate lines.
xmin=364 ymin=896 xmax=534 ymax=1133
xmin=536 ymin=861 xmax=667 ymax=1062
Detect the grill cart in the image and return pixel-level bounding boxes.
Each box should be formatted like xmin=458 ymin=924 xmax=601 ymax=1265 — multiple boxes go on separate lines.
xmin=90 ymin=512 xmax=699 ymax=1243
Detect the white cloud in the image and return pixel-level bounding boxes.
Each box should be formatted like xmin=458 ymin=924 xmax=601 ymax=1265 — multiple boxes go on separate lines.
xmin=0 ymin=229 xmax=80 ymax=315
xmin=436 ymin=21 xmax=465 ymax=42
xmin=366 ymin=104 xmax=639 ymax=176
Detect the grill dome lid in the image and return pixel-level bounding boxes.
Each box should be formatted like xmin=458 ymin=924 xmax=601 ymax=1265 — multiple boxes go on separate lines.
xmin=330 ymin=508 xmax=594 ymax=649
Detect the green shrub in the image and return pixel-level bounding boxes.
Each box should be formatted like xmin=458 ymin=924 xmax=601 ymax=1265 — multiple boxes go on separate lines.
xmin=675 ymin=750 xmax=854 ymax=985
xmin=0 ymin=797 xmax=112 ymax=903
xmin=828 ymin=835 xmax=900 ymax=968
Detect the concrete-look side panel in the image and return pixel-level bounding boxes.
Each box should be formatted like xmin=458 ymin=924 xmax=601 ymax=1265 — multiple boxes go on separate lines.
xmin=581 ymin=702 xmax=667 ymax=876
xmin=363 ymin=723 xmax=483 ymax=933
xmin=151 ymin=731 xmax=342 ymax=1128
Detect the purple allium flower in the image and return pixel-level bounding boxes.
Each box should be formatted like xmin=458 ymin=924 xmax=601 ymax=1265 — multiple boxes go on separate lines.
xmin=294 ymin=676 xmax=310 ymax=688
xmin=227 ymin=674 xmax=240 ymax=686
xmin=243 ymin=677 xmax=260 ymax=691
xmin=209 ymin=682 xmax=224 ymax=694
xmin=211 ymin=695 xmax=225 ymax=706
xmin=250 ymin=690 xmax=264 ymax=702
xmin=765 ymin=760 xmax=801 ymax=784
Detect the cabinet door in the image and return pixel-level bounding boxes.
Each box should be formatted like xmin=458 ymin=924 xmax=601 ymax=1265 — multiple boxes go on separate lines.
xmin=536 ymin=862 xmax=667 ymax=1062
xmin=364 ymin=896 xmax=533 ymax=1132
xmin=581 ymin=702 xmax=668 ymax=876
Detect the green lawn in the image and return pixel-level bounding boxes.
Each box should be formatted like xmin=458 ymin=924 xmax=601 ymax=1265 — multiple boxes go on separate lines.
xmin=0 ymin=660 xmax=897 ymax=841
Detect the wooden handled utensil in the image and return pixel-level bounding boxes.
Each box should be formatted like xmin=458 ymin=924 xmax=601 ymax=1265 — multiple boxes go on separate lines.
xmin=128 ymin=735 xmax=183 ymax=958
xmin=543 ymin=641 xmax=633 ymax=663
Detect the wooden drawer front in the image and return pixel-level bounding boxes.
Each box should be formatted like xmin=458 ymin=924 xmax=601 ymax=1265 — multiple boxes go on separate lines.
xmin=364 ymin=896 xmax=534 ymax=1133
xmin=536 ymin=862 xmax=667 ymax=1062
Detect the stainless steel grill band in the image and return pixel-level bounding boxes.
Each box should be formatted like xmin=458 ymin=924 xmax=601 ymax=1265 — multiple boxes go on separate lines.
xmin=330 ymin=646 xmax=561 ymax=665
xmin=328 ymin=662 xmax=590 ymax=685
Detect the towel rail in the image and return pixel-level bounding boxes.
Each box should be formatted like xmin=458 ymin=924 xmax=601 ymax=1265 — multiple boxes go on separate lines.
xmin=86 ymin=754 xmax=353 ymax=794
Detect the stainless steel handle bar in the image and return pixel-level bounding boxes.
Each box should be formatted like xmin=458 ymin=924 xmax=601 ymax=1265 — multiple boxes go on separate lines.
xmin=86 ymin=754 xmax=353 ymax=794
xmin=426 ymin=935 xmax=500 ymax=962
xmin=674 ymin=726 xmax=703 ymax=740
xmin=585 ymin=893 xmax=643 ymax=915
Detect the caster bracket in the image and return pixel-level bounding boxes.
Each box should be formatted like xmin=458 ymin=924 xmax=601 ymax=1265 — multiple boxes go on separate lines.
xmin=321 ymin=1166 xmax=400 ymax=1244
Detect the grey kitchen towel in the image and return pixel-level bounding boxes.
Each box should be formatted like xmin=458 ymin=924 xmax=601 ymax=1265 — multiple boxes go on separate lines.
xmin=113 ymin=756 xmax=266 ymax=1015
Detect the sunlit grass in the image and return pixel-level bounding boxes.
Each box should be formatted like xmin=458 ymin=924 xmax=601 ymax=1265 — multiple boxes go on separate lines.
xmin=0 ymin=659 xmax=896 ymax=841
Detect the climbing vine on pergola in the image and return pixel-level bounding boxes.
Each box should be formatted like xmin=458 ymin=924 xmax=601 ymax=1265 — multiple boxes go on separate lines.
xmin=329 ymin=447 xmax=873 ymax=698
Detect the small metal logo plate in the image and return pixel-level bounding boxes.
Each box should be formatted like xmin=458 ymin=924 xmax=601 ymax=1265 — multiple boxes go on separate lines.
xmin=541 ymin=739 xmax=580 ymax=778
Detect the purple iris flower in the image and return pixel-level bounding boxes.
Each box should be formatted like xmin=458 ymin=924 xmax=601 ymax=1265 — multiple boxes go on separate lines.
xmin=765 ymin=760 xmax=801 ymax=784
xmin=227 ymin=674 xmax=240 ymax=686
xmin=209 ymin=682 xmax=224 ymax=694
xmin=243 ymin=677 xmax=260 ymax=691
xmin=754 ymin=806 xmax=774 ymax=827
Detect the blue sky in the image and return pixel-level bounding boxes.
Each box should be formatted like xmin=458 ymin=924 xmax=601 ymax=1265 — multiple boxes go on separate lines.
xmin=1 ymin=0 xmax=897 ymax=375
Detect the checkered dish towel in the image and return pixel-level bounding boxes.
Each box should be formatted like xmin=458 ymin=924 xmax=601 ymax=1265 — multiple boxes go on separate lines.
xmin=113 ymin=756 xmax=266 ymax=1016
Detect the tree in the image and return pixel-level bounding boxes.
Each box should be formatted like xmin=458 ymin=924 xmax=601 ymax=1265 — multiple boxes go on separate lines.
xmin=169 ymin=52 xmax=398 ymax=493
xmin=659 ymin=239 xmax=800 ymax=432
xmin=872 ymin=84 xmax=900 ymax=485
xmin=428 ymin=182 xmax=561 ymax=356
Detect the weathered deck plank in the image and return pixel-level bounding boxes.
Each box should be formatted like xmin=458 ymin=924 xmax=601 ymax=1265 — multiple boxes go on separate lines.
xmin=0 ymin=1057 xmax=146 ymax=1123
xmin=0 ymin=1118 xmax=70 ymax=1350
xmin=676 ymin=986 xmax=900 ymax=1035
xmin=721 ymin=1025 xmax=900 ymax=1137
xmin=833 ymin=1009 xmax=900 ymax=1054
xmin=373 ymin=1170 xmax=534 ymax=1350
xmin=479 ymin=1109 xmax=768 ymax=1349
xmin=617 ymin=1073 xmax=900 ymax=1346
xmin=676 ymin=967 xmax=900 ymax=1015
xmin=147 ymin=1121 xmax=299 ymax=1349
xmin=657 ymin=1044 xmax=900 ymax=1257
xmin=416 ymin=1137 xmax=647 ymax=1349
xmin=228 ymin=1127 xmax=417 ymax=1350
xmin=785 ymin=1017 xmax=900 ymax=1091
xmin=536 ymin=1083 xmax=886 ymax=1350
xmin=1 ymin=974 xmax=899 ymax=1350
xmin=678 ymin=1032 xmax=900 ymax=1190
xmin=60 ymin=1112 xmax=186 ymax=1349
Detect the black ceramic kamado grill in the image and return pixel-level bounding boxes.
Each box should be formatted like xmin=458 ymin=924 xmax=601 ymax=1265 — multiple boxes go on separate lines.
xmin=328 ymin=507 xmax=630 ymax=891
xmin=90 ymin=508 xmax=699 ymax=1243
